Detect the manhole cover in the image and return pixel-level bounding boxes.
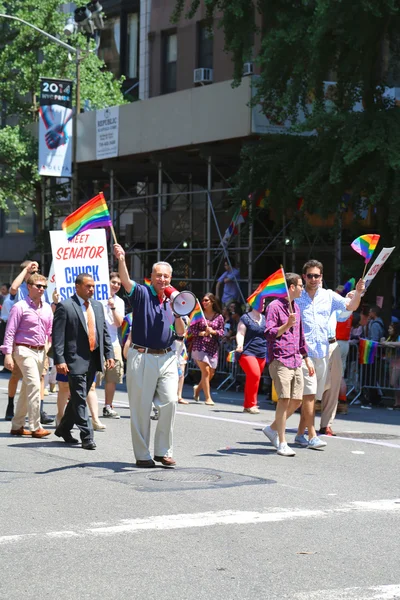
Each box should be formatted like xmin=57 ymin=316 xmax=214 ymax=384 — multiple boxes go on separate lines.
xmin=338 ymin=432 xmax=399 ymax=440
xmin=147 ymin=472 xmax=221 ymax=483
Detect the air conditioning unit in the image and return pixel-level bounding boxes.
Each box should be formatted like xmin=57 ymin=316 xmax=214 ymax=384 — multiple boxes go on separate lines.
xmin=193 ymin=68 xmax=213 ymax=84
xmin=243 ymin=62 xmax=254 ymax=76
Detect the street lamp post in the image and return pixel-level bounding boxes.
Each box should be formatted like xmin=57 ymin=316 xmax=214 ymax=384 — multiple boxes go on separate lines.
xmin=0 ymin=13 xmax=81 ymax=213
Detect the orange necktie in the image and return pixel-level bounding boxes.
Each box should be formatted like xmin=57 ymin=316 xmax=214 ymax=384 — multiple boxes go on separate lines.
xmin=84 ymin=301 xmax=96 ymax=351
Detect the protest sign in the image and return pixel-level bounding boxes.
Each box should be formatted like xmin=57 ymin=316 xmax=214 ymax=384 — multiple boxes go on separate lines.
xmin=49 ymin=229 xmax=110 ymax=303
xmin=363 ymin=247 xmax=395 ymax=290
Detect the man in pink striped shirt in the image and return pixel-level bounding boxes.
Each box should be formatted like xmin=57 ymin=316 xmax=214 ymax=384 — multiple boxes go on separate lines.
xmin=1 ymin=273 xmax=53 ymax=438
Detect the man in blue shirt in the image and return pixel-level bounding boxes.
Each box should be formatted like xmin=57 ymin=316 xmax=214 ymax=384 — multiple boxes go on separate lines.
xmin=216 ymin=258 xmax=241 ymax=306
xmin=294 ymin=260 xmax=364 ymax=449
xmin=114 ymin=243 xmax=186 ymax=468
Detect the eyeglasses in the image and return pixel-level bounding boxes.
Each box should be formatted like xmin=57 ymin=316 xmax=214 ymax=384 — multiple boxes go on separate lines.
xmin=33 ymin=284 xmax=47 ymax=290
xmin=306 ymin=273 xmax=321 ymax=280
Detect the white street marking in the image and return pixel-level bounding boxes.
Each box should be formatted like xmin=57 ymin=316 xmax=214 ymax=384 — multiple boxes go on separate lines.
xmin=0 ymin=499 xmax=398 ymax=546
xmin=295 ymin=584 xmax=400 ymax=600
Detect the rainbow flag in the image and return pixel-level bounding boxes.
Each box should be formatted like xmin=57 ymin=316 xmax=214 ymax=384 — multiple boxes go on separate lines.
xmin=180 ymin=344 xmax=188 ymax=363
xmin=351 ymin=234 xmax=380 ymax=264
xmin=121 ymin=313 xmax=133 ymax=346
xmin=255 ymin=189 xmax=270 ymax=209
xmin=296 ymin=197 xmax=304 ymax=211
xmin=247 ymin=268 xmax=287 ymax=311
xmin=144 ymin=278 xmax=151 ymax=287
xmin=358 ymin=339 xmax=379 ymax=364
xmin=189 ymin=301 xmax=205 ymax=326
xmin=341 ymin=278 xmax=356 ymax=296
xmin=62 ymin=192 xmax=112 ymax=241
xmin=226 ymin=350 xmax=235 ymax=363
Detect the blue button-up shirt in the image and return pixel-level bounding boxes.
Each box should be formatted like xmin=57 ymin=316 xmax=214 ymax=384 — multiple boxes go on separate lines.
xmin=295 ymin=288 xmax=348 ymax=359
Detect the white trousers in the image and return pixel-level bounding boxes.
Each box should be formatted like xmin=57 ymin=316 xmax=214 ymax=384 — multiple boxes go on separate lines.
xmin=126 ymin=348 xmax=178 ymax=461
xmin=12 ymin=345 xmax=45 ymax=431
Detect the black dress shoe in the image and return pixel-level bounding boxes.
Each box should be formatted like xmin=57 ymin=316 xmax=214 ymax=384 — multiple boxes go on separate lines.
xmin=54 ymin=428 xmax=79 ymax=444
xmin=82 ymin=440 xmax=96 ymax=450
xmin=136 ymin=459 xmax=156 ymax=468
xmin=40 ymin=411 xmax=54 ymax=425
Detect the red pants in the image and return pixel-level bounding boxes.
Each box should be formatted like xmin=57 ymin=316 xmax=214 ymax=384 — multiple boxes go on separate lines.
xmin=238 ymin=354 xmax=266 ymax=408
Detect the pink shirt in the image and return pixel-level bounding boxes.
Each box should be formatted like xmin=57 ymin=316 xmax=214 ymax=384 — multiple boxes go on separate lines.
xmin=1 ymin=297 xmax=53 ymax=355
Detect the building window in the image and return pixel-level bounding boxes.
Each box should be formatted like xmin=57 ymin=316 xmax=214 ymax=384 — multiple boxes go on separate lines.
xmin=98 ymin=16 xmax=121 ymax=77
xmin=4 ymin=202 xmax=34 ymax=235
xmin=126 ymin=13 xmax=139 ymax=79
xmin=198 ymin=24 xmax=213 ymax=69
xmin=162 ymin=32 xmax=177 ymax=94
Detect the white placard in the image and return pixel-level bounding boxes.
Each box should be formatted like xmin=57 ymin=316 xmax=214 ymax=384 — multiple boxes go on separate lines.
xmin=49 ymin=229 xmax=110 ymax=303
xmin=364 ymin=247 xmax=396 ymax=290
xmin=46 ymin=261 xmax=56 ymax=301
xmin=96 ymin=106 xmax=119 ymax=160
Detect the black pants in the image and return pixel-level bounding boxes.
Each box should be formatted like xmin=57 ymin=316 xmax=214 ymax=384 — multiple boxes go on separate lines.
xmin=0 ymin=321 xmax=6 ymax=365
xmin=59 ymin=353 xmax=99 ymax=442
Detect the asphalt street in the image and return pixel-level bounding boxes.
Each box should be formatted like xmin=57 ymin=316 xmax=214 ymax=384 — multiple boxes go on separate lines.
xmin=0 ymin=371 xmax=399 ymax=600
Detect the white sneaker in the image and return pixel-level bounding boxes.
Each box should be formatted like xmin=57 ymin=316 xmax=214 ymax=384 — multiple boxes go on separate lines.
xmin=262 ymin=425 xmax=279 ymax=448
xmin=308 ymin=436 xmax=327 ymax=450
xmin=277 ymin=442 xmax=296 ymax=457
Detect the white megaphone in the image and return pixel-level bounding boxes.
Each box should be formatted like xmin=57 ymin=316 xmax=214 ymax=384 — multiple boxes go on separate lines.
xmin=164 ymin=286 xmax=197 ymax=317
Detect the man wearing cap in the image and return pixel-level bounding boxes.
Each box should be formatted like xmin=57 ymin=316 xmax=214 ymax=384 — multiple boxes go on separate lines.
xmin=114 ymin=244 xmax=186 ymax=468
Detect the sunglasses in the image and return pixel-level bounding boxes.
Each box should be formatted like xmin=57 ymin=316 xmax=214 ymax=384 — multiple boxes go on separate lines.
xmin=33 ymin=284 xmax=47 ymax=290
xmin=306 ymin=273 xmax=321 ymax=280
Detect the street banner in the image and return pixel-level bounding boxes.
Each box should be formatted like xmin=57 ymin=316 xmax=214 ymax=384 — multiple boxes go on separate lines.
xmin=39 ymin=78 xmax=73 ymax=178
xmin=363 ymin=247 xmax=395 ymax=291
xmin=49 ymin=229 xmax=110 ymax=303
xmin=96 ymin=106 xmax=119 ymax=160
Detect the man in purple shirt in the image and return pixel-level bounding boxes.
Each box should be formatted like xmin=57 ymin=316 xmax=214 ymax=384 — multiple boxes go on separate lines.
xmin=2 ymin=273 xmax=53 ymax=438
xmin=264 ymin=272 xmax=316 ymax=456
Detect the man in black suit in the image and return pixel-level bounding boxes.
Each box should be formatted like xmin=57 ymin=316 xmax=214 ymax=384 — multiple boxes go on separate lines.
xmin=52 ymin=273 xmax=114 ymax=449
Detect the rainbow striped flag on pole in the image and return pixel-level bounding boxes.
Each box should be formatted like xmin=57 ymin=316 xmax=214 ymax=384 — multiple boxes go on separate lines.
xmin=189 ymin=300 xmax=205 ymax=326
xmin=358 ymin=339 xmax=379 ymax=364
xmin=62 ymin=192 xmax=112 ymax=241
xmin=351 ymin=234 xmax=380 ymax=264
xmin=247 ymin=267 xmax=288 ymax=311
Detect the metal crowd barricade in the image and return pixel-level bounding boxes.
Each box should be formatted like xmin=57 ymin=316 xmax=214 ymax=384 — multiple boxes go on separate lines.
xmin=347 ymin=343 xmax=400 ymax=405
xmin=187 ymin=341 xmax=241 ymax=391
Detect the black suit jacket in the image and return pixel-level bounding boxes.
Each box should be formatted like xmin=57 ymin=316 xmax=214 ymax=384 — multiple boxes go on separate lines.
xmin=52 ymin=294 xmax=114 ymax=375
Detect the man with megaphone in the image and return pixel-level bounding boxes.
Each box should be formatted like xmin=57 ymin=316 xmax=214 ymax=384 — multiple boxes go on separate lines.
xmin=114 ymin=243 xmax=186 ymax=468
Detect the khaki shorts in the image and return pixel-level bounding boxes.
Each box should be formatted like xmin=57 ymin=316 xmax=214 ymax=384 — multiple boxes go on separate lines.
xmin=302 ymin=356 xmax=329 ymax=400
xmin=268 ymin=360 xmax=304 ymax=400
xmin=96 ymin=344 xmax=124 ymax=385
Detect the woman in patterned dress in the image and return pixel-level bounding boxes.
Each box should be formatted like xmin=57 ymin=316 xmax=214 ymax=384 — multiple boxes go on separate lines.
xmin=189 ymin=293 xmax=224 ymax=406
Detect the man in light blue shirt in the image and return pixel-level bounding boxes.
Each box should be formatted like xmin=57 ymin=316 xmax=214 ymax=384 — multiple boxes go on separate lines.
xmin=216 ymin=258 xmax=241 ymax=305
xmin=294 ymin=260 xmax=364 ymax=449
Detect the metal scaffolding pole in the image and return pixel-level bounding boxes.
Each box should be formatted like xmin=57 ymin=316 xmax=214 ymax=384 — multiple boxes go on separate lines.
xmin=109 ymin=169 xmax=115 ymax=268
xmin=248 ymin=197 xmax=254 ymax=296
xmin=157 ymin=162 xmax=162 ymax=262
xmin=206 ymin=156 xmax=212 ymax=288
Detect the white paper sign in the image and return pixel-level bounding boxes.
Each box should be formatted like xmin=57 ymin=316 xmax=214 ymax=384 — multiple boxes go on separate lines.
xmin=96 ymin=106 xmax=119 ymax=160
xmin=49 ymin=229 xmax=110 ymax=303
xmin=46 ymin=261 xmax=56 ymax=301
xmin=364 ymin=247 xmax=396 ymax=290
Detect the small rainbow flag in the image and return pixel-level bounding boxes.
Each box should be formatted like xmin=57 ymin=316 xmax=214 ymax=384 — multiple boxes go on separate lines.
xmin=351 ymin=234 xmax=380 ymax=264
xmin=341 ymin=278 xmax=356 ymax=296
xmin=144 ymin=278 xmax=151 ymax=287
xmin=358 ymin=339 xmax=379 ymax=364
xmin=62 ymin=192 xmax=112 ymax=241
xmin=247 ymin=268 xmax=287 ymax=311
xmin=189 ymin=301 xmax=205 ymax=326
xmin=180 ymin=345 xmax=188 ymax=363
xmin=296 ymin=197 xmax=304 ymax=211
xmin=121 ymin=313 xmax=133 ymax=346
xmin=226 ymin=350 xmax=235 ymax=363
xmin=255 ymin=189 xmax=270 ymax=209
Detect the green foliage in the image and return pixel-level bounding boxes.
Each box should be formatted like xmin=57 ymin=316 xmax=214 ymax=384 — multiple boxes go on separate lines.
xmin=0 ymin=0 xmax=126 ymax=212
xmin=173 ymin=0 xmax=400 ymax=259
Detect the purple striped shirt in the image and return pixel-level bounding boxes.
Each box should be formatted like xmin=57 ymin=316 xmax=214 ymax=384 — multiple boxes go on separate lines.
xmin=1 ymin=297 xmax=53 ymax=355
xmin=265 ymin=298 xmax=307 ymax=368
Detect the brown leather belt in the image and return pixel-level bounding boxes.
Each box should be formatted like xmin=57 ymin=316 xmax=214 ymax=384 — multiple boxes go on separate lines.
xmin=328 ymin=338 xmax=336 ymax=344
xmin=131 ymin=344 xmax=172 ymax=355
xmin=16 ymin=343 xmax=45 ymax=351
